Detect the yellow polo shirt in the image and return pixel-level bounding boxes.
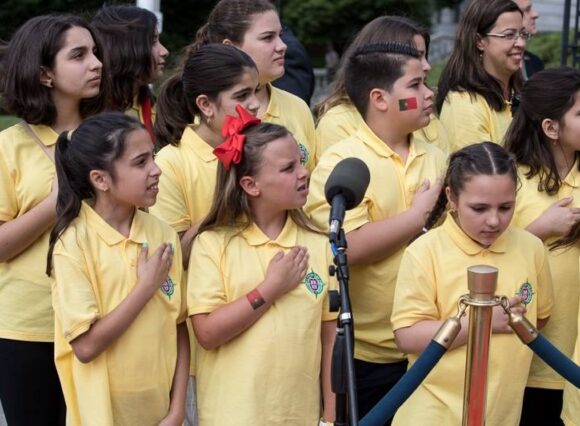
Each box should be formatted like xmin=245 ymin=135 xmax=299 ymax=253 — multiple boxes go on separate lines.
xmin=305 ymin=120 xmax=446 ymax=363
xmin=512 ymin=164 xmax=580 ymax=390
xmin=561 ymin=299 xmax=580 ymax=426
xmin=149 ymin=126 xmax=217 ymax=233
xmin=52 ymin=202 xmax=185 ymax=426
xmin=188 ymin=217 xmax=337 ymax=425
xmin=439 ymin=90 xmax=512 ymax=152
xmin=149 ymin=125 xmax=217 ymax=376
xmin=0 ymin=122 xmax=57 ymax=342
xmin=316 ymin=102 xmax=449 ymax=154
xmin=263 ymin=84 xmax=318 ymax=170
xmin=391 ymin=214 xmax=553 ymax=426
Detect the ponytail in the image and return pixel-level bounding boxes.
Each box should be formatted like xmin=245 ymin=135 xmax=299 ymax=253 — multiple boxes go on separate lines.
xmin=192 ymin=23 xmax=211 ymax=50
xmin=46 ymin=112 xmax=143 ymax=276
xmin=154 ymin=72 xmax=192 ymax=149
xmin=46 ymin=131 xmax=85 ymax=276
xmin=154 ymin=43 xmax=257 ymax=150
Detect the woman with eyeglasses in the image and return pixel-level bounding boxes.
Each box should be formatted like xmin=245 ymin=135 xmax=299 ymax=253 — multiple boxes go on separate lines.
xmin=436 ymin=0 xmax=528 ymax=153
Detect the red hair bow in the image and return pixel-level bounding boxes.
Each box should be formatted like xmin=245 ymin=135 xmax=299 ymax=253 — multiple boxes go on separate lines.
xmin=213 ymin=104 xmax=261 ymax=170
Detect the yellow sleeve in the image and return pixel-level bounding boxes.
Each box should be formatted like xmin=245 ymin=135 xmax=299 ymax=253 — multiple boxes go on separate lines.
xmin=300 ymin=104 xmax=319 ymax=170
xmin=0 ymin=144 xmax=17 ymax=221
xmin=52 ymin=239 xmax=100 ymax=342
xmin=305 ymin=149 xmax=370 ymax=233
xmin=149 ymin=148 xmax=191 ymax=233
xmin=391 ymin=247 xmax=439 ymax=330
xmin=316 ymin=113 xmax=351 ymax=156
xmin=170 ymin=231 xmax=187 ymax=324
xmin=187 ymin=232 xmax=227 ymax=315
xmin=535 ymin=246 xmax=554 ymax=320
xmin=440 ymin=92 xmax=494 ymax=152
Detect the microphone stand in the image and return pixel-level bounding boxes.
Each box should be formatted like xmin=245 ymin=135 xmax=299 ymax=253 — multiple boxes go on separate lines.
xmin=330 ymin=227 xmax=359 ymax=426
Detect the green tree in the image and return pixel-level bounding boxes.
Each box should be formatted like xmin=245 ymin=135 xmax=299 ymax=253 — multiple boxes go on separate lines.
xmin=282 ymin=0 xmax=433 ymax=49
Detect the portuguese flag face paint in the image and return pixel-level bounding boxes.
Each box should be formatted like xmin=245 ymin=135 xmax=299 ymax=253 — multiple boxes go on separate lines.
xmin=398 ymin=97 xmax=418 ymax=111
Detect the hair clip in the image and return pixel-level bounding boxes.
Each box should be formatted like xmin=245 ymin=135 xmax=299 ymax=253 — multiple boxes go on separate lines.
xmin=213 ymin=104 xmax=260 ymax=170
xmin=352 ymin=42 xmax=420 ymax=58
xmin=66 ymin=130 xmax=74 ymax=142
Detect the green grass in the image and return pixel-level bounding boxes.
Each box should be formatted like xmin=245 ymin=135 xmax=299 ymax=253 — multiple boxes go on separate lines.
xmin=0 ymin=115 xmax=19 ymax=131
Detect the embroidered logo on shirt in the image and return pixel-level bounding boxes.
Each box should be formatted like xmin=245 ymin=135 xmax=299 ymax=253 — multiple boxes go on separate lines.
xmin=517 ymin=280 xmax=535 ymax=306
xmin=298 ymin=142 xmax=309 ymax=166
xmin=304 ymin=271 xmax=324 ymax=297
xmin=160 ymin=277 xmax=175 ymax=299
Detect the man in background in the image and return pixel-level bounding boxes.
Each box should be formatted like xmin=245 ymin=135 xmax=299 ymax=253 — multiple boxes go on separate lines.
xmin=514 ymin=0 xmax=544 ymax=79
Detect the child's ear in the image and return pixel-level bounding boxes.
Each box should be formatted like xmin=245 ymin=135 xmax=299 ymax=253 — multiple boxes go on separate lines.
xmin=445 ymin=186 xmax=457 ymax=211
xmin=239 ymin=175 xmax=260 ymax=197
xmin=541 ymin=118 xmax=560 ymax=142
xmin=39 ymin=66 xmax=54 ymax=88
xmin=369 ymin=88 xmax=390 ymax=112
xmin=222 ymin=39 xmax=236 ymax=47
xmin=89 ymin=170 xmax=111 ymax=193
xmin=196 ymin=95 xmax=214 ymax=122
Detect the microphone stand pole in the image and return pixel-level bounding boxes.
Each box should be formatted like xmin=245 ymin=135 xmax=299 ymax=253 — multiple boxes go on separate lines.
xmin=330 ymin=227 xmax=359 ymax=426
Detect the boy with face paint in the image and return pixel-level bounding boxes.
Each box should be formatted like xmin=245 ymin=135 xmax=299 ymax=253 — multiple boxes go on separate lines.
xmin=305 ymin=42 xmax=446 ymax=421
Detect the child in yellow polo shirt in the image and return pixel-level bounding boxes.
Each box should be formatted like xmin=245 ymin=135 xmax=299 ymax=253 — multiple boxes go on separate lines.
xmin=504 ymin=67 xmax=580 ymax=426
xmin=193 ymin=0 xmax=318 ymax=169
xmin=305 ymin=42 xmax=446 ymax=420
xmin=315 ymin=15 xmax=449 ymax=154
xmin=392 ymin=142 xmax=553 ymax=426
xmin=91 ymin=4 xmax=169 ymax=140
xmin=152 ymin=43 xmax=259 ymax=268
xmin=151 ymin=43 xmax=260 ymax=425
xmin=188 ymin=110 xmax=336 ymax=425
xmin=0 ymin=14 xmax=104 ymax=425
xmin=47 ymin=113 xmax=189 ymax=426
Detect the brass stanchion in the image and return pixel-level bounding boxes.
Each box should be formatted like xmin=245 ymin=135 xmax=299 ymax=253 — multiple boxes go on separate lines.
xmin=462 ymin=265 xmax=499 ymax=426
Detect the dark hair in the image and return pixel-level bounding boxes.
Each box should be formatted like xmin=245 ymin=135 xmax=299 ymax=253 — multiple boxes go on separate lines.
xmin=91 ymin=4 xmax=159 ymax=111
xmin=504 ymin=67 xmax=580 ymax=195
xmin=0 ymin=14 xmax=104 ymax=125
xmin=344 ymin=42 xmax=420 ymax=117
xmin=154 ymin=43 xmax=256 ymax=148
xmin=424 ymin=142 xmax=518 ymax=231
xmin=315 ymin=15 xmax=430 ymax=118
xmin=197 ymin=122 xmax=317 ymax=236
xmin=46 ymin=112 xmax=144 ymax=275
xmin=191 ymin=0 xmax=276 ymax=50
xmin=504 ymin=67 xmax=580 ymax=250
xmin=436 ymin=0 xmax=523 ymax=113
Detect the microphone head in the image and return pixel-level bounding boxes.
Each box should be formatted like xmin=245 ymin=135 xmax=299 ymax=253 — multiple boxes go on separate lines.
xmin=324 ymin=157 xmax=370 ymax=210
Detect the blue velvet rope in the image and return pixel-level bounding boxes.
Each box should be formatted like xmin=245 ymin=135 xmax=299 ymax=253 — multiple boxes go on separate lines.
xmin=360 ymin=340 xmax=446 ymax=426
xmin=528 ymin=334 xmax=580 ymax=388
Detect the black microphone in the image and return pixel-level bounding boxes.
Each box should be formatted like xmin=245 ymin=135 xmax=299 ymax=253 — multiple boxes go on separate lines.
xmin=324 ymin=157 xmax=370 ymax=243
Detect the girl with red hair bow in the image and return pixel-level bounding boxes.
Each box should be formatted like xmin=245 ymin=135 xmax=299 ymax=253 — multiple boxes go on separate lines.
xmin=188 ymin=109 xmax=337 ymax=425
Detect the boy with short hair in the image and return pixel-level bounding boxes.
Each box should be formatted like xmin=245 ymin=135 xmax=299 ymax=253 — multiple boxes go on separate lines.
xmin=305 ymin=42 xmax=446 ymax=420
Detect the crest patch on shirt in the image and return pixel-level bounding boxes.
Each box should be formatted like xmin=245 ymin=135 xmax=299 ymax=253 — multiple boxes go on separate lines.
xmin=517 ymin=280 xmax=535 ymax=306
xmin=304 ymin=271 xmax=324 ymax=297
xmin=298 ymin=142 xmax=309 ymax=166
xmin=160 ymin=276 xmax=175 ymax=299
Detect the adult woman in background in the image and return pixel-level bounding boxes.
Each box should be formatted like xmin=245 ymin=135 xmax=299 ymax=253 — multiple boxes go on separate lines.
xmin=437 ymin=0 xmax=526 ymax=153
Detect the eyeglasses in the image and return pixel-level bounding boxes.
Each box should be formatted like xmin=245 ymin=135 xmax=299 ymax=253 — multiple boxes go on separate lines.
xmin=485 ymin=30 xmax=532 ymax=41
